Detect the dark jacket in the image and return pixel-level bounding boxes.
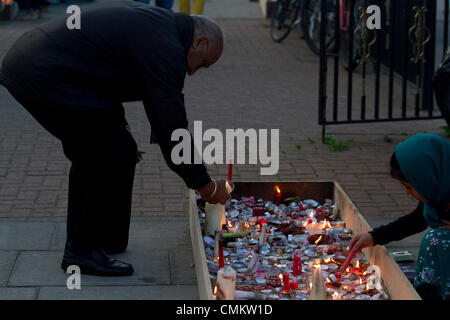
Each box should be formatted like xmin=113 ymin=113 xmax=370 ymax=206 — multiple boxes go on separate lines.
xmin=370 ymin=201 xmax=450 ymax=245
xmin=0 ymin=0 xmax=210 ymax=189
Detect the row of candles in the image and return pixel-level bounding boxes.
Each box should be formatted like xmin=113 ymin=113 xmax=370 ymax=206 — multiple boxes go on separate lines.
xmin=206 ymin=165 xmax=385 ymax=300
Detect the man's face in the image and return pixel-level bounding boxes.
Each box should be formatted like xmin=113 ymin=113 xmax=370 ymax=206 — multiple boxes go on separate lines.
xmin=187 ymin=35 xmax=222 ymax=76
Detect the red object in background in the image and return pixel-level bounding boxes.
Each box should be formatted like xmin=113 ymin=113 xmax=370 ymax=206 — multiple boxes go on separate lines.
xmin=316 ymin=208 xmax=323 ymax=215
xmin=218 ymin=238 xmax=224 ymax=269
xmin=290 ymin=281 xmax=298 ymax=289
xmin=282 ymin=272 xmax=290 ymax=291
xmin=292 ymin=255 xmax=302 ymax=276
xmin=258 ymin=218 xmax=268 ymax=231
xmin=227 ymin=162 xmax=232 ymax=181
xmin=252 ymin=206 xmax=265 ymax=217
xmin=298 ymin=203 xmax=305 ymax=211
xmin=275 ymin=186 xmax=282 ymax=205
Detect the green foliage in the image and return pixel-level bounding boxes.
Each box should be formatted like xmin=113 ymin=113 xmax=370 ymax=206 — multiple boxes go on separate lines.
xmin=295 ymin=144 xmax=302 ymax=151
xmin=307 ymin=137 xmax=316 ymax=144
xmin=441 ymin=126 xmax=450 ymax=137
xmin=324 ymin=135 xmax=349 ymax=152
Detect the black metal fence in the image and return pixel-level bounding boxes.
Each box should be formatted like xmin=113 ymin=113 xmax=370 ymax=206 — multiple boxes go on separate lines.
xmin=318 ymin=0 xmax=449 ymax=141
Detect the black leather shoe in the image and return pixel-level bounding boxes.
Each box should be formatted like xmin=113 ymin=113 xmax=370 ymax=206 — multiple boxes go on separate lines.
xmin=61 ymin=242 xmax=134 ymax=276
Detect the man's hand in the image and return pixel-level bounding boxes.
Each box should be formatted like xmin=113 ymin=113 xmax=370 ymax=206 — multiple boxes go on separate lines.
xmin=348 ymin=233 xmax=374 ymax=253
xmin=197 ymin=179 xmax=231 ymax=205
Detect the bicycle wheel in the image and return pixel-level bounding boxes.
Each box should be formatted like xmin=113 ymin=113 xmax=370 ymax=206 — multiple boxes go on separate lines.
xmin=301 ymin=0 xmax=337 ymax=55
xmin=270 ymin=0 xmax=301 ymax=43
xmin=340 ymin=0 xmax=373 ymax=72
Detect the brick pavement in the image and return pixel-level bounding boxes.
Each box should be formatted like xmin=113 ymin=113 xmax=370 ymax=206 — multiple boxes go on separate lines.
xmin=0 ymin=0 xmax=449 ymax=299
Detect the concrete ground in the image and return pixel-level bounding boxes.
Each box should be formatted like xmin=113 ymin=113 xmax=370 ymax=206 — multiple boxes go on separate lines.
xmin=0 ymin=0 xmax=448 ymax=299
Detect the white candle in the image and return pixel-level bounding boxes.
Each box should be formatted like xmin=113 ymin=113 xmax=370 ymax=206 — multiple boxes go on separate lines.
xmin=259 ymin=223 xmax=267 ymax=246
xmin=309 ymin=266 xmax=327 ymax=300
xmin=216 ymin=265 xmax=237 ymax=300
xmin=205 ymin=203 xmax=226 ymax=235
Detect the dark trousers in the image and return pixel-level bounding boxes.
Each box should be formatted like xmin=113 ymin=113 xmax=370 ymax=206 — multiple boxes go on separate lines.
xmin=5 ymin=85 xmax=137 ymax=252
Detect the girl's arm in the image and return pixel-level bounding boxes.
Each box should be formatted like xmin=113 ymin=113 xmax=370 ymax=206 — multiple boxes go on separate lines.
xmin=369 ymin=202 xmax=427 ymax=246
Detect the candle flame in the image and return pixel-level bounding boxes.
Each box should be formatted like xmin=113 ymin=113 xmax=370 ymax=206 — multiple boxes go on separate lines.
xmin=346 ymin=267 xmax=350 ymax=273
xmin=359 ymin=277 xmax=363 ymax=285
xmin=366 ymin=282 xmax=370 ymax=291
xmin=314 ymin=235 xmax=323 ymax=245
xmin=356 ymin=260 xmax=360 ymax=268
xmin=326 ymin=277 xmax=331 ymax=283
xmin=309 ymin=212 xmax=314 ymax=219
xmin=214 ymin=286 xmax=218 ymax=295
xmin=275 ymin=186 xmax=281 ymax=194
xmin=324 ymin=257 xmax=331 ymax=263
xmin=309 ymin=282 xmax=312 ymax=290
xmin=279 ymin=274 xmax=283 ymax=282
xmin=333 ymin=291 xmax=339 ymax=299
xmin=302 ymin=221 xmax=308 ymax=227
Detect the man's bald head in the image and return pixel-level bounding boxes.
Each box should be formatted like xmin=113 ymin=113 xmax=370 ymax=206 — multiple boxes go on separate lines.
xmin=186 ymin=15 xmax=224 ymax=76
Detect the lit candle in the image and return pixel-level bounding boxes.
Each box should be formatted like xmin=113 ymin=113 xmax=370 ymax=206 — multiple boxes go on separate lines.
xmin=258 ymin=218 xmax=267 ymax=232
xmin=213 ymin=285 xmax=218 ymax=300
xmin=214 ymin=231 xmax=220 ymax=260
xmin=339 ymin=247 xmax=357 ymax=274
xmin=309 ymin=265 xmax=327 ymax=300
xmin=275 ymin=186 xmax=282 ymax=205
xmin=205 ymin=202 xmax=226 ymax=235
xmin=259 ymin=223 xmax=267 ymax=246
xmin=216 ymin=265 xmax=237 ymax=300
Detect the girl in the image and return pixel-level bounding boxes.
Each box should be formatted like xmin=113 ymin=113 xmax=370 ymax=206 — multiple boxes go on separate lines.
xmin=349 ymin=133 xmax=450 ymax=300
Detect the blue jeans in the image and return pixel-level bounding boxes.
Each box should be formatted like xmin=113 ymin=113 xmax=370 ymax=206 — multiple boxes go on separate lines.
xmin=134 ymin=0 xmax=174 ymax=10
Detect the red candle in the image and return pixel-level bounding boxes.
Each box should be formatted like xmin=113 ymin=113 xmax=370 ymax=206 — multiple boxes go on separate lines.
xmin=275 ymin=186 xmax=282 ymax=205
xmin=282 ymin=272 xmax=290 ymax=291
xmin=258 ymin=218 xmax=267 ymax=232
xmin=292 ymin=255 xmax=302 ymax=276
xmin=227 ymin=162 xmax=233 ymax=181
xmin=290 ymin=281 xmax=298 ymax=289
xmin=339 ymin=247 xmax=357 ymax=273
xmin=218 ymin=238 xmax=224 ymax=269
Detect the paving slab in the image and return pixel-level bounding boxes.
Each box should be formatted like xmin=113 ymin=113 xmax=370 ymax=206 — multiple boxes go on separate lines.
xmin=168 ymin=249 xmax=197 ymax=285
xmin=0 ymin=287 xmax=37 ymax=300
xmin=0 ymin=222 xmax=55 ymax=250
xmin=37 ymin=285 xmax=198 ymax=300
xmin=50 ymin=219 xmax=193 ymax=251
xmin=0 ymin=251 xmax=18 ymax=286
xmin=9 ymin=250 xmax=171 ymax=287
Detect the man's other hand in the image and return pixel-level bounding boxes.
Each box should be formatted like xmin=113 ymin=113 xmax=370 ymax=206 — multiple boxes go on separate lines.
xmin=197 ymin=179 xmax=231 ymax=205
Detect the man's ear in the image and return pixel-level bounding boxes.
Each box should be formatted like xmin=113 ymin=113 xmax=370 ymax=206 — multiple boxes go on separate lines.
xmin=192 ymin=34 xmax=208 ymax=49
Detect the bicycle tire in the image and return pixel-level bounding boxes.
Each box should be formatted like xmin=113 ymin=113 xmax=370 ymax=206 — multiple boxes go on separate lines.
xmin=270 ymin=0 xmax=301 ymax=43
xmin=301 ymin=0 xmax=337 ymax=55
xmin=340 ymin=0 xmax=375 ymax=73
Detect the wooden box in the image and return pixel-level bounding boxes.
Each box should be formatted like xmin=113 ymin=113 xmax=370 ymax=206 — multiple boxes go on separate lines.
xmin=189 ymin=181 xmax=421 ymax=300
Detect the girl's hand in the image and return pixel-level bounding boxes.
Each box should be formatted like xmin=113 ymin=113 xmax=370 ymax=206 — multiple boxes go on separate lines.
xmin=348 ymin=233 xmax=374 ymax=253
